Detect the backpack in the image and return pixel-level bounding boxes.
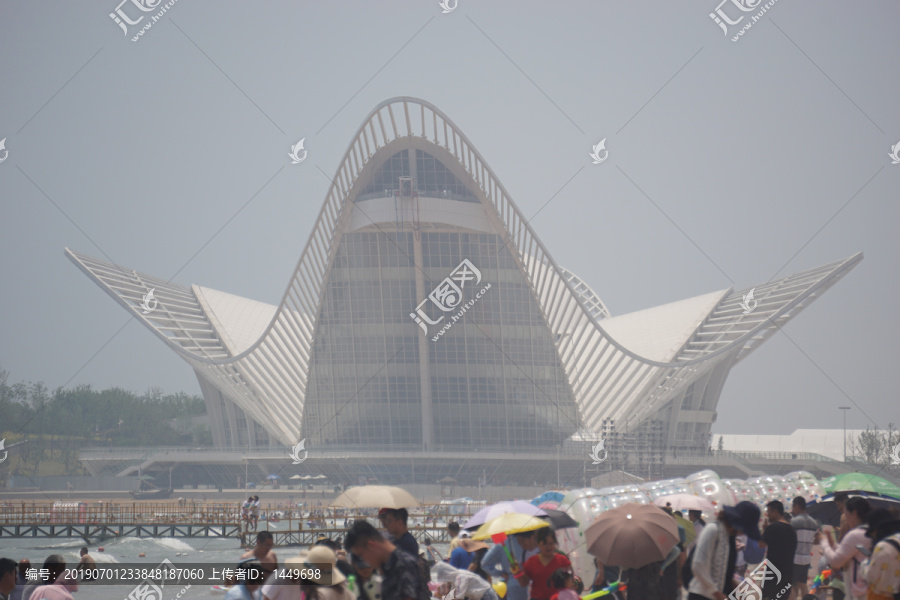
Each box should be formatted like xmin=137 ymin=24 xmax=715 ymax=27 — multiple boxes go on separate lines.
xmin=681 ymin=545 xmax=696 ymax=589
xmin=742 ymin=538 xmax=765 ymax=564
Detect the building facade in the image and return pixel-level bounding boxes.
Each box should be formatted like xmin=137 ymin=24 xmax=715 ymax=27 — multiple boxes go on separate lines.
xmin=68 ymin=97 xmax=862 ymax=484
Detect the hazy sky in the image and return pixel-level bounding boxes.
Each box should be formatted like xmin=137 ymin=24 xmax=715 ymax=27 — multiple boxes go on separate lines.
xmin=1 ymin=1 xmax=897 ymax=436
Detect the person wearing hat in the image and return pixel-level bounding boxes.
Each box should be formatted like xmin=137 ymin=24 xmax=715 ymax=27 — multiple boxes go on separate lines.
xmin=860 ymin=508 xmax=900 ymax=600
xmin=298 ymin=546 xmax=355 ymax=600
xmin=450 ymin=538 xmax=488 ymax=571
xmin=262 ymin=553 xmax=306 ymax=600
xmin=688 ymin=501 xmax=761 ymax=600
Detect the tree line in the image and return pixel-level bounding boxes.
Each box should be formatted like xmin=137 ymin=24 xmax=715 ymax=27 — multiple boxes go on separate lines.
xmin=0 ymin=365 xmax=210 ymax=477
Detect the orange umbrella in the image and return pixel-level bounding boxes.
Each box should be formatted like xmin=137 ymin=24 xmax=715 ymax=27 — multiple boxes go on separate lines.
xmin=585 ymin=503 xmax=679 ymax=569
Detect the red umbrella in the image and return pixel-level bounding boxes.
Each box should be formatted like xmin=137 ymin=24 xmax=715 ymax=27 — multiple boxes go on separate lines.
xmin=585 ymin=503 xmax=679 ymax=569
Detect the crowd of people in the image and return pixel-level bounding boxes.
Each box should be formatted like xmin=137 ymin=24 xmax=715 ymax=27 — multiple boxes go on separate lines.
xmin=2 ymin=494 xmax=900 ymax=600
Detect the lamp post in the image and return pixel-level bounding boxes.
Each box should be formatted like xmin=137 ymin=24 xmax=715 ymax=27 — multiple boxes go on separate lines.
xmin=556 ymin=444 xmax=560 ymax=488
xmin=839 ymin=406 xmax=851 ymax=461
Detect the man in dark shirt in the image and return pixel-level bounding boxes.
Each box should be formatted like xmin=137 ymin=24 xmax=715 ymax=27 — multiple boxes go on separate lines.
xmin=758 ymin=500 xmax=797 ymax=600
xmin=379 ymin=508 xmax=419 ymax=558
xmin=346 ymin=520 xmax=429 ymax=600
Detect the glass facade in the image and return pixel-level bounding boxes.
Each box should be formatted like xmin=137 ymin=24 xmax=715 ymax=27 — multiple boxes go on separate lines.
xmin=302 ymin=226 xmax=579 ymax=451
xmin=359 ymin=150 xmax=477 ymax=201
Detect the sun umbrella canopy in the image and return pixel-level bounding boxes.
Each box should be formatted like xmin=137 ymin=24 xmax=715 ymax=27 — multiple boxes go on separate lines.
xmin=819 ymin=473 xmax=900 ymax=499
xmin=463 ymin=501 xmax=546 ymax=529
xmin=330 ymin=485 xmax=419 ymax=509
xmin=471 ymin=513 xmax=550 ymax=540
xmin=531 ymin=491 xmax=566 ymax=506
xmin=673 ymin=513 xmax=697 ymax=545
xmin=653 ymin=494 xmax=715 ymax=513
xmin=808 ymin=494 xmax=900 ymax=527
xmin=539 ymin=508 xmax=578 ymax=529
xmin=585 ymin=503 xmax=679 ymax=569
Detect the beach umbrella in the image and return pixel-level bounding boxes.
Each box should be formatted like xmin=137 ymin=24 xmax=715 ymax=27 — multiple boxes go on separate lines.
xmin=539 ymin=508 xmax=578 ymax=530
xmin=672 ymin=512 xmax=697 ymax=545
xmin=267 ymin=474 xmax=280 ymax=480
xmin=653 ymin=494 xmax=715 ymax=513
xmin=585 ymin=503 xmax=679 ymax=569
xmin=330 ymin=485 xmax=419 ymax=509
xmin=537 ymin=501 xmax=560 ymax=510
xmin=463 ymin=501 xmax=546 ymax=529
xmin=289 ymin=475 xmax=303 ymax=480
xmin=531 ymin=491 xmax=566 ymax=506
xmin=819 ymin=473 xmax=900 ymax=499
xmin=470 ymin=513 xmax=550 ymax=540
xmin=808 ymin=494 xmax=900 ymax=527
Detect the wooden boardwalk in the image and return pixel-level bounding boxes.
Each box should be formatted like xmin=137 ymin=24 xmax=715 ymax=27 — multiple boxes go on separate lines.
xmin=0 ymin=500 xmax=465 ymax=546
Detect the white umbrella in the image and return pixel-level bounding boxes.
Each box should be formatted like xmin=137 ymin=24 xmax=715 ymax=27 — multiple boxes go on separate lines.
xmin=652 ymin=493 xmax=715 ymax=512
xmin=330 ymin=485 xmax=419 ymax=509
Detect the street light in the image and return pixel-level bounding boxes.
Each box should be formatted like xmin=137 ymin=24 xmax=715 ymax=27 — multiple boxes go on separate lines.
xmin=839 ymin=406 xmax=851 ymax=461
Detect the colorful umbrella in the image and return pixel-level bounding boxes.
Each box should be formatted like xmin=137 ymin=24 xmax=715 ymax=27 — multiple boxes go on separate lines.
xmin=470 ymin=513 xmax=550 ymax=540
xmin=531 ymin=491 xmax=566 ymax=506
xmin=819 ymin=473 xmax=900 ymax=499
xmin=653 ymin=494 xmax=714 ymax=513
xmin=463 ymin=501 xmax=546 ymax=529
xmin=539 ymin=508 xmax=578 ymax=529
xmin=329 ymin=485 xmax=419 ymax=509
xmin=585 ymin=503 xmax=679 ymax=569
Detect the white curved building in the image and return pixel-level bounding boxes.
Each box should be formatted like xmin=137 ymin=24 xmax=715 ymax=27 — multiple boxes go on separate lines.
xmin=67 ymin=97 xmax=861 ymax=484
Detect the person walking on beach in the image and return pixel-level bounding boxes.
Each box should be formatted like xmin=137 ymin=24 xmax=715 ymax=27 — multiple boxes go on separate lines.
xmin=378 ymin=508 xmax=418 ymax=558
xmin=758 ymin=500 xmax=797 ymax=600
xmin=482 ymin=530 xmax=539 ymax=600
xmin=447 ymin=522 xmax=462 ymax=553
xmin=250 ymin=496 xmax=261 ymax=532
xmin=860 ymin=508 xmax=900 ymax=600
xmin=10 ymin=560 xmax=29 ymax=600
xmin=0 ymin=559 xmax=16 ymax=600
xmin=820 ymin=496 xmax=872 ymax=600
xmin=26 ymin=556 xmax=74 ymax=600
xmin=241 ymin=496 xmax=254 ymax=538
xmin=688 ymin=501 xmax=761 ymax=600
xmin=346 ymin=520 xmax=430 ymax=600
xmin=242 ymin=531 xmax=278 ymax=581
xmin=789 ymin=496 xmax=819 ymax=599
xmin=516 ymin=528 xmax=572 ymax=600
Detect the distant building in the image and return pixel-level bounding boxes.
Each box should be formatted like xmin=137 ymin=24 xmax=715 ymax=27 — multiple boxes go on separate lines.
xmin=69 ymin=97 xmax=861 ymax=484
xmin=717 ymin=429 xmax=871 ymax=462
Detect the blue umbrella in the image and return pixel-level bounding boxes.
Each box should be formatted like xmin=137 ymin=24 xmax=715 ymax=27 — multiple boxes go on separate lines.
xmin=530 ymin=491 xmax=565 ymax=506
xmin=267 ymin=474 xmax=280 ymax=480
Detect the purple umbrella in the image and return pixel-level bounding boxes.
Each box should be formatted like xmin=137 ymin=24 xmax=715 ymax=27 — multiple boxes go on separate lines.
xmin=463 ymin=501 xmax=547 ymax=529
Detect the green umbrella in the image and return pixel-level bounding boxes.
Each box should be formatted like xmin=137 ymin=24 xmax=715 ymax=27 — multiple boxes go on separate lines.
xmin=820 ymin=473 xmax=900 ymax=499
